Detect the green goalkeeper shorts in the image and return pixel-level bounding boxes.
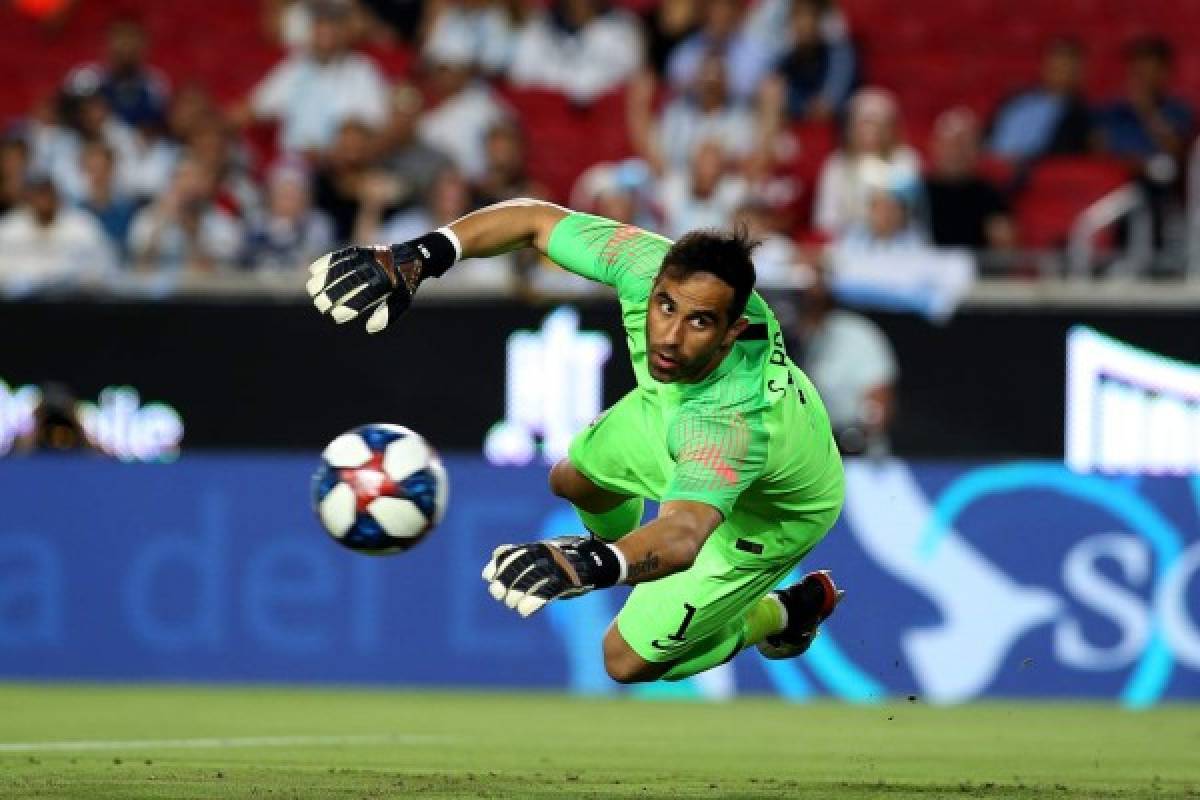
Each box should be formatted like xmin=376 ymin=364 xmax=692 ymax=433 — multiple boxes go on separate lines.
xmin=567 ymin=389 xmax=837 ymax=664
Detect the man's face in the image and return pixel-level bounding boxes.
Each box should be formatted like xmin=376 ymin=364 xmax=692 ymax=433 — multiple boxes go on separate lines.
xmin=645 ymin=270 xmax=746 ymax=383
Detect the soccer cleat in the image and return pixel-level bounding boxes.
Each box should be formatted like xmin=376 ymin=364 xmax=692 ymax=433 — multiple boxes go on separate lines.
xmin=756 ymin=570 xmax=844 ymax=660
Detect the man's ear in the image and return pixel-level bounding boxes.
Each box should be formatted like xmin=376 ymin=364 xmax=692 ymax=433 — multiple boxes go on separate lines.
xmin=723 ymin=315 xmax=749 ymax=347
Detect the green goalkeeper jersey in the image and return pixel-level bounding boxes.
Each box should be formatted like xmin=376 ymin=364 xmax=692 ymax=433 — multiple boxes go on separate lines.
xmin=547 ymin=212 xmax=844 ymax=557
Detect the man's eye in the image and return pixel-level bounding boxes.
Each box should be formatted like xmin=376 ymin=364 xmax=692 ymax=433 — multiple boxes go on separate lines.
xmin=659 ymin=301 xmax=672 ymax=314
xmin=689 ymin=318 xmax=708 ymax=330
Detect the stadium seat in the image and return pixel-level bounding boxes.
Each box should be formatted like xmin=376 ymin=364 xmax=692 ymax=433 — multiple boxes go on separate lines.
xmin=1014 ymin=157 xmax=1133 ymax=250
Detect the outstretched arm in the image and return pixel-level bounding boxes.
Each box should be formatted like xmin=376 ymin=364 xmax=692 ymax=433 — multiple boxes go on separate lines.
xmin=306 ymin=198 xmax=570 ymax=333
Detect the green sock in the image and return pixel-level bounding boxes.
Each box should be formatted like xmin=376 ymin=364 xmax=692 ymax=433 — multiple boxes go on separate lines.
xmin=576 ymin=497 xmax=644 ymax=542
xmin=659 ymin=596 xmax=784 ymax=682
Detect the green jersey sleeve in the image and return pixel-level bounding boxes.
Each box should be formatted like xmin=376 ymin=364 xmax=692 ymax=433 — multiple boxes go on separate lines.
xmin=546 ymin=212 xmax=671 ymax=301
xmin=663 ymin=407 xmax=769 ymax=518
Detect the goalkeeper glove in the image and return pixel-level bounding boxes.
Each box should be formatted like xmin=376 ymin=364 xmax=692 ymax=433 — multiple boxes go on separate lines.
xmin=305 ymin=229 xmax=460 ymax=334
xmin=481 ymin=536 xmax=627 ymax=617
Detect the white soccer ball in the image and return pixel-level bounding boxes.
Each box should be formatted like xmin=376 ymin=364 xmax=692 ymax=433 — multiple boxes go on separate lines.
xmin=311 ymin=424 xmax=448 ymax=554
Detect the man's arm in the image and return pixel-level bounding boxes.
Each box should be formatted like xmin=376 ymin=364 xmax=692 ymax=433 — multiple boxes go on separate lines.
xmin=305 ymin=198 xmax=570 ymax=333
xmin=481 ymin=500 xmax=722 ymax=617
xmin=611 ymin=500 xmax=722 ymax=583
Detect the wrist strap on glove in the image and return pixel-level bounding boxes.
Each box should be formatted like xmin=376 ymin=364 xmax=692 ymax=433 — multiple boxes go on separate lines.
xmin=571 ymin=538 xmax=627 ymax=588
xmin=395 ymin=228 xmax=460 ymax=281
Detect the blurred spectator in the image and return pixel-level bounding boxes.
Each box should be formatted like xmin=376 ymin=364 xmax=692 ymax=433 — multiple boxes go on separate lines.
xmin=167 ymin=84 xmax=218 ymax=146
xmin=128 ymin=158 xmax=244 ymax=272
xmin=632 ymin=52 xmax=758 ymax=173
xmin=64 ymin=18 xmax=169 ymax=129
xmin=508 ymin=0 xmax=641 ymax=104
xmin=238 ymin=1 xmax=388 ymax=154
xmin=0 ymin=174 xmax=115 ymax=290
xmin=242 ymin=162 xmax=334 ymax=271
xmin=0 ymin=137 xmax=30 ymax=215
xmin=988 ymin=37 xmax=1095 ymax=161
xmin=423 ymin=0 xmax=518 ymax=77
xmin=570 ymin=159 xmax=658 ymax=229
xmin=417 ymin=51 xmax=510 ymax=180
xmin=833 ymin=166 xmax=925 ymax=252
xmin=1097 ymin=35 xmax=1194 ymax=245
xmin=43 ymin=87 xmax=139 ymax=205
xmin=639 ymin=0 xmax=700 ymax=78
xmin=759 ymin=0 xmax=857 ymax=123
xmin=925 ymin=108 xmax=1015 ymax=251
xmin=377 ymin=83 xmax=453 ymax=208
xmin=657 ymin=139 xmax=749 ymax=239
xmin=314 ymin=119 xmax=398 ymax=244
xmin=471 ymin=120 xmax=547 ymax=207
xmin=667 ymin=0 xmax=773 ymax=104
xmin=814 ymin=87 xmax=919 ymax=235
xmin=734 ymin=201 xmax=806 ymax=288
xmin=186 ymin=119 xmax=263 ymax=224
xmin=1096 ymin=37 xmax=1193 ymax=163
xmin=379 ymin=168 xmax=515 ymax=289
xmin=790 ymin=263 xmax=896 ymax=456
xmin=76 ymin=141 xmax=139 ymax=256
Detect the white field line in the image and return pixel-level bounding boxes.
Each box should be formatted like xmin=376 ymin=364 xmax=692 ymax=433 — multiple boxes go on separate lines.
xmin=0 ymin=734 xmax=453 ymax=753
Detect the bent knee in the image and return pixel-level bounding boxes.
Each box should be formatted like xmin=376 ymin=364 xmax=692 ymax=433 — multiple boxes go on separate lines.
xmin=602 ymin=626 xmax=665 ymax=684
xmin=548 ymin=459 xmax=584 ymax=501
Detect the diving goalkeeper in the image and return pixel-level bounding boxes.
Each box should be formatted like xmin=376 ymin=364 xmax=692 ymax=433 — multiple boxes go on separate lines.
xmin=306 ymin=200 xmax=845 ymax=684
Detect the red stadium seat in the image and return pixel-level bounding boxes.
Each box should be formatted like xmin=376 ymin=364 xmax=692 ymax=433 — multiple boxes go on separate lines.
xmin=1014 ymin=157 xmax=1133 ymax=249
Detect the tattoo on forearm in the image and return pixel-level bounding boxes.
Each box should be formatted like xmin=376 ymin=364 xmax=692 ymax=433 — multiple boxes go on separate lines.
xmin=626 ymin=552 xmax=660 ymax=582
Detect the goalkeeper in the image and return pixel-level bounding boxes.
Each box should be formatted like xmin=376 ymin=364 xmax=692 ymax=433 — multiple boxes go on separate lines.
xmin=307 ymin=200 xmax=845 ymax=684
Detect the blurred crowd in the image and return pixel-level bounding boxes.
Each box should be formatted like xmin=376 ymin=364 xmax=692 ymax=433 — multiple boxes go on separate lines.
xmin=2 ymin=0 xmax=1199 ymax=453
xmin=0 ymin=0 xmax=1195 ymax=293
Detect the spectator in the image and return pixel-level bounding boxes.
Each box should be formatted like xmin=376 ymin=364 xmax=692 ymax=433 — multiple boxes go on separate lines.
xmin=64 ymin=18 xmax=169 ymax=129
xmin=242 ymin=162 xmax=334 ymax=271
xmin=508 ymin=0 xmax=641 ymax=104
xmin=313 ymin=119 xmax=398 ymax=245
xmin=1097 ymin=36 xmax=1194 ymax=243
xmin=814 ymin=87 xmax=919 ymax=235
xmin=657 ymin=139 xmax=749 ymax=239
xmin=423 ymin=0 xmax=518 ymax=77
xmin=377 ymin=82 xmax=452 ymax=209
xmin=734 ymin=201 xmax=807 ymax=288
xmin=238 ymin=0 xmax=388 ymax=155
xmin=925 ymin=107 xmax=1015 ymax=251
xmin=167 ymin=84 xmax=217 ymax=146
xmin=759 ymin=0 xmax=857 ymax=123
xmin=44 ymin=86 xmax=140 ymax=205
xmin=639 ymin=0 xmax=700 ymax=79
xmin=790 ymin=263 xmax=897 ymax=456
xmin=76 ymin=141 xmax=139 ymax=256
xmin=667 ymin=0 xmax=774 ymax=104
xmin=570 ymin=159 xmax=658 ymax=229
xmin=1097 ymin=36 xmax=1193 ymax=163
xmin=0 ymin=137 xmax=30 ymax=215
xmin=128 ymin=158 xmax=244 ymax=272
xmin=471 ymin=120 xmax=547 ymax=207
xmin=416 ymin=49 xmax=510 ymax=181
xmin=833 ymin=163 xmax=925 ymax=251
xmin=0 ymin=174 xmax=115 ymax=291
xmin=632 ymin=52 xmax=758 ymax=173
xmin=988 ymin=37 xmax=1095 ymax=161
xmin=185 ymin=119 xmax=263 ymax=224
xmin=379 ymin=168 xmax=515 ymax=289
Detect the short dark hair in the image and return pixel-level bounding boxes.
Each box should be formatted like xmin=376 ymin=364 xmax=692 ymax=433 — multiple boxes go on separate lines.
xmin=1126 ymin=35 xmax=1173 ymax=65
xmin=659 ymin=226 xmax=758 ymax=322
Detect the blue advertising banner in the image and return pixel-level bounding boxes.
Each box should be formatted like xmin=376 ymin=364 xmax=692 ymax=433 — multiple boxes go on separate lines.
xmin=1 ymin=455 xmax=1198 ymax=705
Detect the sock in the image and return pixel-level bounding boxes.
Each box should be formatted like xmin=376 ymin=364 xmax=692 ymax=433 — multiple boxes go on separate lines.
xmin=576 ymin=497 xmax=644 ymax=542
xmin=659 ymin=596 xmax=785 ymax=682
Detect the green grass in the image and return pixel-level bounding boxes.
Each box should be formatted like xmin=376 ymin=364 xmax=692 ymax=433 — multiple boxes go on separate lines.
xmin=0 ymin=685 xmax=1196 ymax=799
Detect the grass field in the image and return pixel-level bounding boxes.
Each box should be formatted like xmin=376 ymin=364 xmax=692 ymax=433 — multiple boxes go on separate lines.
xmin=0 ymin=685 xmax=1196 ymax=799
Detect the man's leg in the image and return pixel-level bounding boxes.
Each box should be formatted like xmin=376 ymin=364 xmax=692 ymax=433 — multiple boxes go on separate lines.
xmin=549 ymin=460 xmax=645 ymax=542
xmin=601 ymin=594 xmax=787 ymax=684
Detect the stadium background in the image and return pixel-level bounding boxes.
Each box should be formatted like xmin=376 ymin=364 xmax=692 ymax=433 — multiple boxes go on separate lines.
xmin=1 ymin=0 xmax=1199 ymax=797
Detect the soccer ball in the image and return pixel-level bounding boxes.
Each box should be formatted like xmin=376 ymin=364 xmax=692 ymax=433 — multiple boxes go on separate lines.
xmin=311 ymin=424 xmax=448 ymax=554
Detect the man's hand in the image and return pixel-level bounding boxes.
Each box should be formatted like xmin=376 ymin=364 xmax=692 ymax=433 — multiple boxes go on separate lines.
xmin=306 ymin=244 xmax=421 ymax=334
xmin=481 ymin=535 xmax=624 ymax=617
